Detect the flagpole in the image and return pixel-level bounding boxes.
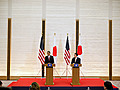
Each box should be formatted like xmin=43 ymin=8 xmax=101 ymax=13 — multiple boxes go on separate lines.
xmin=41 ymin=32 xmax=45 ymax=78
xmin=53 ymin=33 xmax=56 ymax=65
xmin=66 ymin=65 xmax=68 ymax=78
xmin=66 ymin=33 xmax=68 ymax=78
xmin=62 ymin=33 xmax=71 ymax=78
xmin=53 ymin=33 xmax=59 ymax=77
xmin=78 ymin=33 xmax=85 ymax=78
xmin=54 ymin=33 xmax=56 ymax=45
xmin=79 ymin=33 xmax=81 ymax=45
xmin=37 ymin=33 xmax=45 ymax=79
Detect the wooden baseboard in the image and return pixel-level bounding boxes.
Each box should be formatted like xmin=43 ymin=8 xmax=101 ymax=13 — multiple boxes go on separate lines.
xmin=0 ymin=76 xmax=120 ymax=80
xmin=0 ymin=76 xmax=7 ymax=80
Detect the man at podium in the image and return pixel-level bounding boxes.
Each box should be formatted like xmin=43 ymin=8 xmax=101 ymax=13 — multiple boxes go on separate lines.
xmin=45 ymin=51 xmax=54 ymax=64
xmin=71 ymin=53 xmax=81 ymax=64
xmin=71 ymin=53 xmax=82 ymax=85
xmin=44 ymin=51 xmax=55 ymax=85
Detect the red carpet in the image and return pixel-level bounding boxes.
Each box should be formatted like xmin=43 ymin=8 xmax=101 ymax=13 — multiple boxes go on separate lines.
xmin=8 ymin=78 xmax=118 ymax=88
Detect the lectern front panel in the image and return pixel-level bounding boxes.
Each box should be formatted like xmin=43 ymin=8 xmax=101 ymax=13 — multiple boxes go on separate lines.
xmin=46 ymin=67 xmax=53 ymax=85
xmin=72 ymin=67 xmax=80 ymax=85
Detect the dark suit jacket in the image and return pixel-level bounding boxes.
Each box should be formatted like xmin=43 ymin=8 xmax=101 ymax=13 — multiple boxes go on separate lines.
xmin=71 ymin=57 xmax=81 ymax=64
xmin=45 ymin=55 xmax=54 ymax=64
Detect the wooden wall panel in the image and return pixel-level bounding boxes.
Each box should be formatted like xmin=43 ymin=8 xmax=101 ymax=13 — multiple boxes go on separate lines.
xmin=11 ymin=0 xmax=42 ymax=76
xmin=112 ymin=0 xmax=120 ymax=76
xmin=80 ymin=19 xmax=108 ymax=76
xmin=46 ymin=0 xmax=109 ymax=76
xmin=46 ymin=0 xmax=76 ymax=76
xmin=75 ymin=0 xmax=109 ymax=76
xmin=0 ymin=0 xmax=120 ymax=77
xmin=0 ymin=0 xmax=8 ymax=76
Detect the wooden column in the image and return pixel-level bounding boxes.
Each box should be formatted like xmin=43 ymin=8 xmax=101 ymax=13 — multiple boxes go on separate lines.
xmin=76 ymin=19 xmax=79 ymax=52
xmin=7 ymin=18 xmax=12 ymax=80
xmin=109 ymin=20 xmax=112 ymax=80
xmin=42 ymin=19 xmax=46 ymax=77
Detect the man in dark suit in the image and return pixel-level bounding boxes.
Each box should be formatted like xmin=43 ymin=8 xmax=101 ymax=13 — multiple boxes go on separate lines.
xmin=45 ymin=51 xmax=54 ymax=64
xmin=71 ymin=53 xmax=81 ymax=64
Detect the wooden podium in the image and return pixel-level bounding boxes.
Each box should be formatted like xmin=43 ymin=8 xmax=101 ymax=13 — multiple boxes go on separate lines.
xmin=44 ymin=64 xmax=55 ymax=85
xmin=70 ymin=64 xmax=82 ymax=85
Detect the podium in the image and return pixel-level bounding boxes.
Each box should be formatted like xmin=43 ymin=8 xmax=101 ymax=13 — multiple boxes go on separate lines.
xmin=44 ymin=64 xmax=55 ymax=85
xmin=70 ymin=64 xmax=82 ymax=85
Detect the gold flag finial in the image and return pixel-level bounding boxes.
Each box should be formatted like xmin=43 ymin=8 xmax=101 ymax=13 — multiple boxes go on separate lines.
xmin=54 ymin=33 xmax=56 ymax=36
xmin=67 ymin=33 xmax=68 ymax=36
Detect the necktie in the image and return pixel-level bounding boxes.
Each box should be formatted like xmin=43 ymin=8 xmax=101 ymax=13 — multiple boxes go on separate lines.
xmin=48 ymin=56 xmax=50 ymax=61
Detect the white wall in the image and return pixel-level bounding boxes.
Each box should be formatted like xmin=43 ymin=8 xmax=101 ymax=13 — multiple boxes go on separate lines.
xmin=0 ymin=0 xmax=120 ymax=76
xmin=46 ymin=0 xmax=76 ymax=76
xmin=79 ymin=0 xmax=109 ymax=76
xmin=11 ymin=0 xmax=42 ymax=76
xmin=0 ymin=0 xmax=8 ymax=76
xmin=112 ymin=0 xmax=120 ymax=76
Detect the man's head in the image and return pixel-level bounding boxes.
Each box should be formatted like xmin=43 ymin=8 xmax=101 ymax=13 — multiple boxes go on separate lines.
xmin=30 ymin=82 xmax=40 ymax=90
xmin=74 ymin=53 xmax=78 ymax=58
xmin=47 ymin=51 xmax=51 ymax=56
xmin=104 ymin=81 xmax=113 ymax=90
xmin=0 ymin=81 xmax=2 ymax=87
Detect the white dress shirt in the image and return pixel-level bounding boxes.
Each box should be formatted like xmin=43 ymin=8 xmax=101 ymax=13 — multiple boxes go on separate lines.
xmin=48 ymin=55 xmax=50 ymax=61
xmin=75 ymin=57 xmax=77 ymax=63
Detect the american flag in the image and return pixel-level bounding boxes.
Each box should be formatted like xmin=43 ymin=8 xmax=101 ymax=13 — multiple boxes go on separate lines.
xmin=64 ymin=36 xmax=70 ymax=65
xmin=38 ymin=36 xmax=45 ymax=65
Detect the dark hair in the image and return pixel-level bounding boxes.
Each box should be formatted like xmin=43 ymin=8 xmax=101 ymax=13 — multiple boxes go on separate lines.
xmin=47 ymin=51 xmax=50 ymax=53
xmin=0 ymin=81 xmax=2 ymax=85
xmin=30 ymin=82 xmax=40 ymax=90
xmin=74 ymin=53 xmax=78 ymax=56
xmin=104 ymin=81 xmax=113 ymax=90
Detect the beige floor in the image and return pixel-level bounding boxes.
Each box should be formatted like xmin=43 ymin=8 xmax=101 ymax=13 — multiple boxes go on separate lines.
xmin=0 ymin=80 xmax=120 ymax=89
xmin=110 ymin=81 xmax=120 ymax=89
xmin=1 ymin=80 xmax=14 ymax=87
